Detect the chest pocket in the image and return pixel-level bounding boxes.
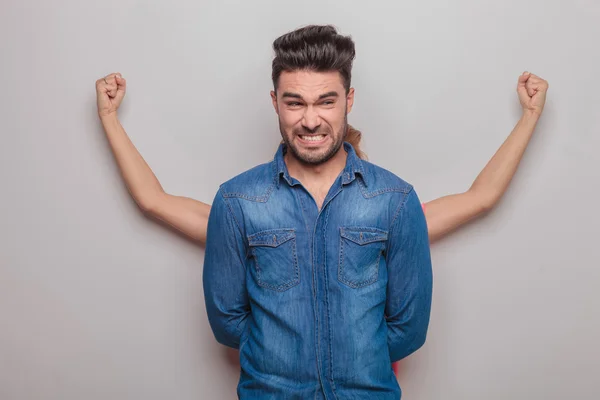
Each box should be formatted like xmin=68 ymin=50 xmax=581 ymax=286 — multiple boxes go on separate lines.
xmin=338 ymin=227 xmax=388 ymax=289
xmin=247 ymin=228 xmax=299 ymax=292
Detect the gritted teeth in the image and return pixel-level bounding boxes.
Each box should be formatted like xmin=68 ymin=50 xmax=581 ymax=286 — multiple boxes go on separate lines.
xmin=299 ymin=134 xmax=326 ymax=141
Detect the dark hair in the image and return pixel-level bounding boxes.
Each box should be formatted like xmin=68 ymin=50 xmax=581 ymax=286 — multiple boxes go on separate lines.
xmin=271 ymin=25 xmax=356 ymax=93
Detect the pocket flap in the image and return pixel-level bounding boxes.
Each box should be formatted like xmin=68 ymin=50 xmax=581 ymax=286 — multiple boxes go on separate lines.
xmin=340 ymin=227 xmax=388 ymax=245
xmin=248 ymin=228 xmax=296 ymax=248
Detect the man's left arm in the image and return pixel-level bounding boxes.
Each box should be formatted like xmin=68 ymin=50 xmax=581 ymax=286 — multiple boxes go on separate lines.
xmin=385 ymin=187 xmax=433 ymax=362
xmin=203 ymin=187 xmax=250 ymax=349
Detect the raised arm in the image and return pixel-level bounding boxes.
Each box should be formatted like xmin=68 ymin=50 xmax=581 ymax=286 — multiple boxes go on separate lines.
xmin=96 ymin=73 xmax=210 ymax=243
xmin=424 ymin=72 xmax=549 ymax=243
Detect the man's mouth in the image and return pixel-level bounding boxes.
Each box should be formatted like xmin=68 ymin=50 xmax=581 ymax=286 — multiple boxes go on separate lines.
xmin=298 ymin=134 xmax=327 ymax=143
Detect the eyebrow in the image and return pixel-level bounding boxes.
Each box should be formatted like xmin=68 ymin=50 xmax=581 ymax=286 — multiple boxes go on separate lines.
xmin=281 ymin=91 xmax=340 ymax=100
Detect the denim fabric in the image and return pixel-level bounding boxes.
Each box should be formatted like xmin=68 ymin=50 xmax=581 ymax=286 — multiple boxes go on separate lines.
xmin=203 ymin=142 xmax=433 ymax=399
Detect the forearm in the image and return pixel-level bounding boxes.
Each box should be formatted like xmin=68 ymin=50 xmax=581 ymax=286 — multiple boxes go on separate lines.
xmin=469 ymin=111 xmax=540 ymax=207
xmin=100 ymin=114 xmax=212 ymax=243
xmin=387 ymin=318 xmax=429 ymax=362
xmin=100 ymin=113 xmax=165 ymax=212
xmin=205 ymin=300 xmax=249 ymax=349
xmin=424 ymin=111 xmax=541 ymax=243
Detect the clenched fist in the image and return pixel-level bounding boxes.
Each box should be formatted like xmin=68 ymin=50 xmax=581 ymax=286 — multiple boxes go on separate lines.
xmin=517 ymin=71 xmax=549 ymax=116
xmin=96 ymin=73 xmax=127 ymax=118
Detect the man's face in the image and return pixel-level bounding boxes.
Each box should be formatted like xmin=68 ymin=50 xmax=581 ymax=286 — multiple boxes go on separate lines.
xmin=271 ymin=70 xmax=355 ymax=165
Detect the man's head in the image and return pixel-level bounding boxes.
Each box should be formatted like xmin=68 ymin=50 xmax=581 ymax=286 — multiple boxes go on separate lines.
xmin=270 ymin=25 xmax=356 ymax=166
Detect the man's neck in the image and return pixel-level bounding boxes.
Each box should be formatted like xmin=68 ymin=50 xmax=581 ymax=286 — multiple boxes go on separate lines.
xmin=284 ymin=147 xmax=348 ymax=209
xmin=285 ymin=147 xmax=347 ymax=185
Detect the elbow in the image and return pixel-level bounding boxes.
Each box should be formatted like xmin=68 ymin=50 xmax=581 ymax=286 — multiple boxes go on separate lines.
xmin=388 ymin=324 xmax=430 ymax=362
xmin=211 ymin=320 xmax=243 ymax=350
xmin=213 ymin=330 xmax=240 ymax=350
xmin=479 ymin=198 xmax=495 ymax=214
xmin=205 ymin=309 xmax=245 ymax=350
xmin=390 ymin=333 xmax=428 ymax=363
xmin=406 ymin=328 xmax=428 ymax=358
xmin=469 ymin=188 xmax=499 ymax=214
xmin=137 ymin=193 xmax=163 ymax=215
xmin=402 ymin=330 xmax=427 ymax=358
xmin=138 ymin=199 xmax=155 ymax=214
xmin=413 ymin=330 xmax=428 ymax=353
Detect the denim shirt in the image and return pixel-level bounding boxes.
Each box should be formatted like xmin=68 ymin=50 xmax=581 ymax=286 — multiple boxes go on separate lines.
xmin=203 ymin=142 xmax=433 ymax=399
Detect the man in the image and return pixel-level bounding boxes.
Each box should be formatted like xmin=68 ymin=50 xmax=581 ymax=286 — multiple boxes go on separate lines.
xmin=202 ymin=25 xmax=433 ymax=399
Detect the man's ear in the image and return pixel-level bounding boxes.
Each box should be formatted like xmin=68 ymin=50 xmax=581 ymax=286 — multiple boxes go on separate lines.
xmin=270 ymin=90 xmax=279 ymax=115
xmin=346 ymin=87 xmax=355 ymax=114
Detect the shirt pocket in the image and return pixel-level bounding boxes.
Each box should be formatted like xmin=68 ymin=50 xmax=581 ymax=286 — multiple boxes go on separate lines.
xmin=247 ymin=228 xmax=299 ymax=292
xmin=338 ymin=227 xmax=388 ymax=289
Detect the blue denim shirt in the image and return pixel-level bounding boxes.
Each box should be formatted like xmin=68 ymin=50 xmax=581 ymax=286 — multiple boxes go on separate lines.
xmin=203 ymin=142 xmax=433 ymax=399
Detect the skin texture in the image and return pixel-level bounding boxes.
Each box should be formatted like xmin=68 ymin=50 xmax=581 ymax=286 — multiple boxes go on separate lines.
xmin=95 ymin=71 xmax=548 ymax=245
xmin=271 ymin=70 xmax=355 ymax=208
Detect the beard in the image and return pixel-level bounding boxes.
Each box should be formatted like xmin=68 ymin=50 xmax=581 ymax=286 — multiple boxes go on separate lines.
xmin=279 ymin=114 xmax=348 ymax=166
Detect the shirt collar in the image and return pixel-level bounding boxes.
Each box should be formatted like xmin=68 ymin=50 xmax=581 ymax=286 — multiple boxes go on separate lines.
xmin=273 ymin=142 xmax=367 ymax=188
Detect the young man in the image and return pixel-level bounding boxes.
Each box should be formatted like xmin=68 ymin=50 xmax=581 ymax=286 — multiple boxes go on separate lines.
xmin=203 ymin=25 xmax=433 ymax=399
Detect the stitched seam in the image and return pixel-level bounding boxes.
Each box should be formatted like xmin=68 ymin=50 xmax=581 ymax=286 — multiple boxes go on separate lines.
xmin=340 ymin=228 xmax=388 ymax=245
xmin=357 ymin=179 xmax=412 ymax=199
xmin=248 ymin=236 xmax=294 ymax=247
xmin=271 ymin=160 xmax=279 ymax=188
xmin=323 ymin=206 xmax=336 ymax=392
xmin=386 ymin=187 xmax=415 ymax=260
xmin=390 ymin=186 xmax=414 ymax=228
xmin=250 ymin=228 xmax=299 ymax=291
xmin=342 ymin=236 xmax=388 ymax=245
xmin=219 ymin=186 xmax=247 ymax=250
xmin=248 ymin=228 xmax=295 ymax=236
xmin=223 ymin=183 xmax=276 ymax=202
xmin=338 ymin=232 xmax=345 ymax=287
xmin=342 ymin=226 xmax=388 ymax=233
xmin=300 ymin=193 xmax=321 ymax=392
xmin=248 ymin=228 xmax=295 ymax=246
xmin=338 ymin=239 xmax=383 ymax=289
xmin=252 ymin=238 xmax=300 ymax=291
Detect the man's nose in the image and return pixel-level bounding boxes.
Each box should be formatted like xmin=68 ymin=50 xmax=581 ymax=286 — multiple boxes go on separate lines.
xmin=301 ymin=107 xmax=321 ymax=132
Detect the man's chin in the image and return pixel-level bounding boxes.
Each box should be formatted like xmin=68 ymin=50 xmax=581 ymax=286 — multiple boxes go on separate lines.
xmin=291 ymin=146 xmax=340 ymax=166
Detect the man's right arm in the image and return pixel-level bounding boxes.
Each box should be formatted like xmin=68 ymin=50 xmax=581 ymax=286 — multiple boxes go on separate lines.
xmin=96 ymin=73 xmax=211 ymax=244
xmin=202 ymin=188 xmax=250 ymax=349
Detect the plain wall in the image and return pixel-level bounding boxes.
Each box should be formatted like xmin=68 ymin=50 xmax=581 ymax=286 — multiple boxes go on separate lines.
xmin=1 ymin=0 xmax=599 ymax=399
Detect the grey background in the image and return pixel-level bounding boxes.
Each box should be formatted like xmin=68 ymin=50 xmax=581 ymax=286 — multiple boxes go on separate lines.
xmin=1 ymin=0 xmax=599 ymax=399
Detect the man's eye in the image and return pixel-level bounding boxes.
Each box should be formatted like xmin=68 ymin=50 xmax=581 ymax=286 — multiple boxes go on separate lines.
xmin=323 ymin=101 xmax=334 ymax=105
xmin=287 ymin=102 xmax=302 ymax=107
